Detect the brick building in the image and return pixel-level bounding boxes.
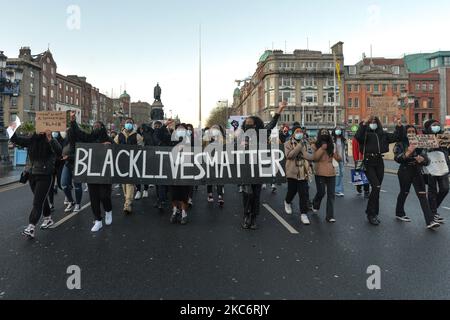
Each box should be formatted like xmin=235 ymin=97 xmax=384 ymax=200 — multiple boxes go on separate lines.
xmin=56 ymin=73 xmax=82 ymax=123
xmin=407 ymin=72 xmax=440 ymax=127
xmin=344 ymin=57 xmax=409 ymax=129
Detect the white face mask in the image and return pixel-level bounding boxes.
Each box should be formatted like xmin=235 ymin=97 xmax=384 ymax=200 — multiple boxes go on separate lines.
xmin=52 ymin=132 xmax=59 ymax=139
xmin=176 ymin=130 xmax=187 ymax=138
xmin=369 ymin=123 xmax=378 ymax=131
xmin=60 ymin=131 xmax=67 ymax=139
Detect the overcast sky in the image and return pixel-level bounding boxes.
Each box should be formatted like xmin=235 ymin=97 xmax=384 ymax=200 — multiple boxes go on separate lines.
xmin=1 ymin=0 xmax=449 ymax=125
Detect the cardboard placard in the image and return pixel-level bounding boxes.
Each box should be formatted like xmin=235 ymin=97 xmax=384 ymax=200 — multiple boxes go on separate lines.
xmin=437 ymin=134 xmax=450 ymax=148
xmin=408 ymin=134 xmax=439 ymax=149
xmin=367 ymin=97 xmax=400 ymax=122
xmin=35 ymin=111 xmax=68 ymax=133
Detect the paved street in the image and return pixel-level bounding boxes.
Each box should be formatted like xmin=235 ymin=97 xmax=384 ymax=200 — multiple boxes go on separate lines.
xmin=1 ymin=169 xmax=450 ymax=300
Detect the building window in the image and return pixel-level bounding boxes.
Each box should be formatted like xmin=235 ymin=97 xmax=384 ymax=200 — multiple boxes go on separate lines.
xmin=414 ymin=99 xmax=419 ymax=108
xmin=70 ymin=87 xmax=73 ymax=93
xmin=429 ymin=98 xmax=434 ymax=108
xmin=65 ymin=96 xmax=69 ymax=104
xmin=354 ymin=98 xmax=359 ymax=108
xmin=445 ymin=57 xmax=450 ymax=66
xmin=353 ymin=85 xmax=359 ymax=92
xmin=303 ymin=77 xmax=317 ymax=87
xmin=430 ymin=58 xmax=439 ymax=68
xmin=302 ymin=91 xmax=318 ymax=103
xmin=366 ymin=84 xmax=371 ymax=92
xmin=367 ymin=97 xmax=371 ymax=108
xmin=10 ymin=97 xmax=18 ymax=107
xmin=429 ymin=83 xmax=434 ymax=91
xmin=51 ymin=67 xmax=54 ymax=75
xmin=400 ymin=84 xmax=407 ymax=92
xmin=347 ymin=84 xmax=352 ymax=92
xmin=279 ymin=91 xmax=296 ymax=105
xmin=422 ymin=83 xmax=427 ymax=91
xmin=348 ymin=117 xmax=353 ymax=125
xmin=43 ymin=76 xmax=47 ymax=84
xmin=278 ymin=77 xmax=295 ymax=88
xmin=70 ymin=97 xmax=74 ymax=104
xmin=43 ymin=87 xmax=47 ymax=96
xmin=30 ymin=96 xmax=35 ymax=107
xmin=279 ymin=62 xmax=296 ymax=70
xmin=324 ymin=92 xmax=335 ymax=104
xmin=30 ymin=83 xmax=34 ymax=93
xmin=415 ymin=83 xmax=421 ymax=91
xmin=76 ymin=89 xmax=80 ymax=95
xmin=382 ymin=84 xmax=387 ymax=92
xmin=374 ymin=84 xmax=379 ymax=92
xmin=65 ymin=85 xmax=69 ymax=91
xmin=392 ymin=66 xmax=400 ymax=74
xmin=50 ymin=89 xmax=54 ymax=98
xmin=43 ymin=63 xmax=46 ymax=71
xmin=393 ymin=84 xmax=398 ymax=92
xmin=349 ymin=66 xmax=357 ymax=75
xmin=30 ymin=70 xmax=34 ymax=78
xmin=348 ymin=98 xmax=352 ymax=108
xmin=76 ymin=98 xmax=79 ymax=106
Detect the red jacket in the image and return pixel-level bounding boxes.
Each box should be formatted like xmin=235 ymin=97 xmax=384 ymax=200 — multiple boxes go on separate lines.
xmin=352 ymin=137 xmax=363 ymax=161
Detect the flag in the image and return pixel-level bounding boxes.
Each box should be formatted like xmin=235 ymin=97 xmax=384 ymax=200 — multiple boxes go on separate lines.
xmin=336 ymin=60 xmax=341 ymax=89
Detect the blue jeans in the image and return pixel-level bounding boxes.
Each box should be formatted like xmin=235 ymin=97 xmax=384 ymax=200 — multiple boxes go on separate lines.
xmin=61 ymin=164 xmax=83 ymax=205
xmin=335 ymin=161 xmax=345 ymax=194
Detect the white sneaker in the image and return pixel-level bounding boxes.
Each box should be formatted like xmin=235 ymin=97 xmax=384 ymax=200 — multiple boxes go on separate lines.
xmin=64 ymin=198 xmax=70 ymax=205
xmin=73 ymin=204 xmax=81 ymax=213
xmin=336 ymin=192 xmax=345 ymax=197
xmin=262 ymin=184 xmax=267 ymax=190
xmin=238 ymin=186 xmax=243 ymax=193
xmin=284 ymin=201 xmax=293 ymax=215
xmin=427 ymin=221 xmax=440 ymax=230
xmin=301 ymin=214 xmax=311 ymax=225
xmin=143 ymin=190 xmax=149 ymax=198
xmin=91 ymin=221 xmax=103 ymax=232
xmin=22 ymin=224 xmax=35 ymax=238
xmin=135 ymin=191 xmax=142 ymax=200
xmin=40 ymin=218 xmax=54 ymax=229
xmin=105 ymin=212 xmax=112 ymax=226
xmin=64 ymin=202 xmax=75 ymax=213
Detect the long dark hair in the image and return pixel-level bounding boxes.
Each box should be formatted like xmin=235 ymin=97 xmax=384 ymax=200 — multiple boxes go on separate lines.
xmin=28 ymin=133 xmax=52 ymax=162
xmin=332 ymin=127 xmax=346 ymax=144
xmin=315 ymin=128 xmax=334 ymax=157
xmin=368 ymin=116 xmax=384 ymax=134
xmin=241 ymin=116 xmax=264 ymax=131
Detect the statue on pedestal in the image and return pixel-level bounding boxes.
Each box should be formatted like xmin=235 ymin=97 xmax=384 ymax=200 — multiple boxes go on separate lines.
xmin=151 ymin=83 xmax=164 ymax=120
xmin=154 ymin=83 xmax=162 ymax=102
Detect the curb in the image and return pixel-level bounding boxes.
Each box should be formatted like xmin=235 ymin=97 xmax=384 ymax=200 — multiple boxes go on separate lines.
xmin=0 ymin=177 xmax=21 ymax=188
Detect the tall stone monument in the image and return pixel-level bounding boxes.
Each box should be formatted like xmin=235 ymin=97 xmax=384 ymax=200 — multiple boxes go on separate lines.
xmin=150 ymin=83 xmax=165 ymax=120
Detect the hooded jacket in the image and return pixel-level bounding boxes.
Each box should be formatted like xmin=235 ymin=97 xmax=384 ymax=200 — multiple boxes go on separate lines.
xmin=355 ymin=121 xmax=403 ymax=157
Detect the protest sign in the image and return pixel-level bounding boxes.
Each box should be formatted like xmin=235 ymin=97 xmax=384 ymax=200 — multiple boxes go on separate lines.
xmin=74 ymin=143 xmax=286 ymax=185
xmin=407 ymin=134 xmax=439 ymax=149
xmin=367 ymin=97 xmax=400 ymax=122
xmin=35 ymin=111 xmax=67 ymax=133
xmin=6 ymin=116 xmax=21 ymax=139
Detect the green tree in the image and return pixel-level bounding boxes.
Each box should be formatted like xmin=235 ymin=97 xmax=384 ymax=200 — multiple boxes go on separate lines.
xmin=206 ymin=106 xmax=228 ymax=129
xmin=18 ymin=121 xmax=35 ymax=135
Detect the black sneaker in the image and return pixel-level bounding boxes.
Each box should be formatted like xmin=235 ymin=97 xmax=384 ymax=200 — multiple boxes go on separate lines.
xmin=396 ymin=216 xmax=412 ymax=223
xmin=427 ymin=221 xmax=441 ymax=230
xmin=170 ymin=213 xmax=178 ymax=224
xmin=123 ymin=209 xmax=132 ymax=215
xmin=368 ymin=216 xmax=380 ymax=226
xmin=22 ymin=225 xmax=35 ymax=239
xmin=242 ymin=215 xmax=250 ymax=229
xmin=434 ymin=215 xmax=445 ymax=224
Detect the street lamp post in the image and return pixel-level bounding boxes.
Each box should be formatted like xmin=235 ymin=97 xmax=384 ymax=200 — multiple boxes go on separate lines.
xmin=1 ymin=51 xmax=23 ymax=169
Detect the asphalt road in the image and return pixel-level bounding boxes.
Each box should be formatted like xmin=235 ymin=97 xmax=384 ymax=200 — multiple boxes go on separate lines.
xmin=1 ymin=170 xmax=450 ymax=300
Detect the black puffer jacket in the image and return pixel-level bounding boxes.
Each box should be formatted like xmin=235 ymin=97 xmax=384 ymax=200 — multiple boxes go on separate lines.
xmin=11 ymin=133 xmax=62 ymax=176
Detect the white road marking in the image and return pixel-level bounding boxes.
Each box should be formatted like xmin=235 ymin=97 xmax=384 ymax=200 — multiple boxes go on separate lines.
xmin=0 ymin=183 xmax=26 ymax=193
xmin=50 ymin=202 xmax=91 ymax=229
xmin=442 ymin=207 xmax=450 ymax=211
xmin=381 ymin=190 xmax=387 ymax=193
xmin=263 ymin=203 xmax=299 ymax=234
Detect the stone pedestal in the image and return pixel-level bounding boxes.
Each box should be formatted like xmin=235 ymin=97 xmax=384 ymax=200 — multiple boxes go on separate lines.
xmin=150 ymin=100 xmax=165 ymax=121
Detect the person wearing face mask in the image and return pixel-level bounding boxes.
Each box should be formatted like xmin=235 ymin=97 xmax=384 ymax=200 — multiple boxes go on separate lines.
xmin=309 ymin=129 xmax=341 ymax=223
xmin=393 ymin=125 xmax=440 ymax=230
xmin=239 ymin=101 xmax=286 ymax=230
xmin=422 ymin=119 xmax=449 ymax=224
xmin=9 ymin=127 xmax=62 ymax=239
xmin=284 ymin=125 xmax=313 ymax=225
xmin=352 ymin=135 xmax=370 ymax=198
xmin=185 ymin=124 xmax=196 ymax=207
xmin=153 ymin=120 xmax=172 ymax=209
xmin=69 ymin=112 xmax=115 ymax=232
xmin=135 ymin=123 xmax=154 ymax=200
xmin=332 ymin=128 xmax=348 ymax=197
xmin=205 ymin=124 xmax=226 ymax=206
xmin=169 ymin=124 xmax=191 ymax=225
xmin=355 ymin=116 xmax=403 ymax=226
xmin=279 ymin=124 xmax=291 ymax=144
xmin=114 ymin=118 xmax=144 ymax=215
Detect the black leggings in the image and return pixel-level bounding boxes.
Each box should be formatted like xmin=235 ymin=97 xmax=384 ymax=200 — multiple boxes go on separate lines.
xmin=427 ymin=175 xmax=450 ymax=215
xmin=364 ymin=156 xmax=385 ymax=217
xmin=243 ymin=184 xmax=262 ymax=217
xmin=88 ymin=184 xmax=112 ymax=221
xmin=29 ymin=175 xmax=53 ymax=225
xmin=313 ymin=176 xmax=336 ymax=219
xmin=396 ymin=166 xmax=434 ymax=225
xmin=207 ymin=185 xmax=224 ymax=196
xmin=285 ymin=179 xmax=309 ymax=214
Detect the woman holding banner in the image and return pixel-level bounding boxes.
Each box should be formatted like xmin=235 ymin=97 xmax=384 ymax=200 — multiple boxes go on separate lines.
xmin=205 ymin=124 xmax=226 ymax=207
xmin=69 ymin=111 xmax=114 ymax=232
xmin=423 ymin=119 xmax=449 ymax=224
xmin=394 ymin=125 xmax=440 ymax=229
xmin=355 ymin=116 xmax=403 ymax=226
xmin=9 ymin=128 xmax=62 ymax=239
xmin=169 ymin=123 xmax=192 ymax=225
xmin=240 ymin=101 xmax=285 ymax=230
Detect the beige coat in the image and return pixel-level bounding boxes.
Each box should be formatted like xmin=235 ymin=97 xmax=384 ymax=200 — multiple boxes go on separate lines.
xmin=311 ymin=144 xmax=342 ymax=177
xmin=284 ymin=139 xmax=312 ymax=181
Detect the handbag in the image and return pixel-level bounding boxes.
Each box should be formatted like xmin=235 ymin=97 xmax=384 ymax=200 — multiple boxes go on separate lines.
xmin=332 ymin=158 xmax=340 ymax=176
xmin=423 ymin=151 xmax=450 ymax=177
xmin=355 ymin=131 xmax=367 ymax=172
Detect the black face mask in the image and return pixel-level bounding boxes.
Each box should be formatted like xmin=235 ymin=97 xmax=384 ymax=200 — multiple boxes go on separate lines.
xmin=244 ymin=125 xmax=256 ymax=131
